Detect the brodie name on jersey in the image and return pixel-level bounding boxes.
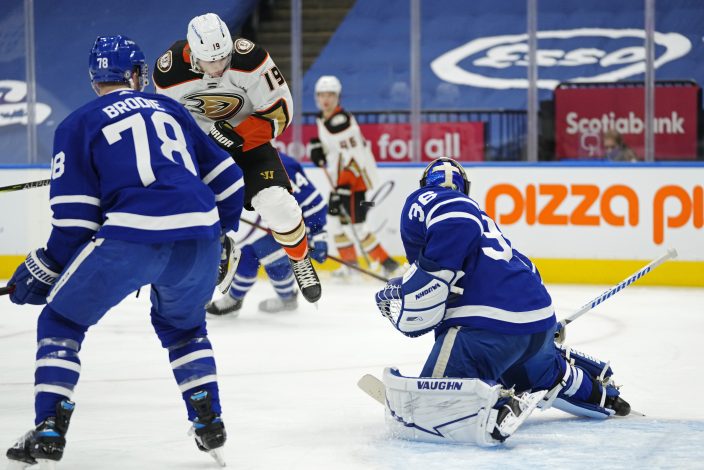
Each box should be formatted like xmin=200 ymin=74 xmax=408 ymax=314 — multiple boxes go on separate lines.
xmin=102 ymin=96 xmax=166 ymax=118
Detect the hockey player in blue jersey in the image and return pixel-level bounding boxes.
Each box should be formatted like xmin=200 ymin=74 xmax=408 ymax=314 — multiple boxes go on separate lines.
xmin=4 ymin=36 xmax=244 ymax=467
xmin=372 ymin=157 xmax=630 ymax=445
xmin=206 ymin=152 xmax=328 ymax=315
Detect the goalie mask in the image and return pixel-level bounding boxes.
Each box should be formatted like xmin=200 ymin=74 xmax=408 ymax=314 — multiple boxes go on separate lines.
xmin=88 ymin=35 xmax=148 ymax=94
xmin=420 ymin=157 xmax=471 ymax=195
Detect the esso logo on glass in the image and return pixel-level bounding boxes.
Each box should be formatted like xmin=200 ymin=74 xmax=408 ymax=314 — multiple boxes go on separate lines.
xmin=431 ymin=28 xmax=691 ymax=90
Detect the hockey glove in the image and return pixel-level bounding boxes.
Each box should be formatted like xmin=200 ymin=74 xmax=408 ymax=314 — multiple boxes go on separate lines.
xmin=374 ymin=260 xmax=464 ymax=337
xmin=8 ymin=248 xmax=62 ymax=305
xmin=309 ymin=138 xmax=327 ymax=167
xmin=209 ymin=121 xmax=244 ymax=158
xmin=328 ymin=186 xmax=351 ymax=218
xmin=327 ymin=191 xmax=342 ymax=217
xmin=309 ymin=231 xmax=328 ymax=264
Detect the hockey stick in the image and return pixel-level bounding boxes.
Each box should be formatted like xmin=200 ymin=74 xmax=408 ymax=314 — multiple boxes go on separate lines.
xmin=0 ymin=285 xmax=16 ymax=296
xmin=357 ymin=373 xmax=386 ymax=405
xmin=238 ymin=217 xmax=389 ymax=283
xmin=0 ymin=178 xmax=51 ymax=193
xmin=318 ymin=166 xmax=374 ymax=268
xmin=556 ymin=248 xmax=678 ymax=343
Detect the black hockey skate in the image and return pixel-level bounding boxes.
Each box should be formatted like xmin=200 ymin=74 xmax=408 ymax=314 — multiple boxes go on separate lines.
xmin=189 ymin=390 xmax=227 ymax=467
xmin=605 ymin=394 xmax=631 ymax=416
xmin=206 ymin=295 xmax=243 ymax=316
xmin=6 ymin=399 xmax=75 ymax=469
xmin=490 ymin=389 xmax=547 ymax=443
xmin=290 ymin=255 xmax=322 ymax=303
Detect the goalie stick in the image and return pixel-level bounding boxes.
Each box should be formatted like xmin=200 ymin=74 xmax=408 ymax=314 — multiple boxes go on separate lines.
xmin=0 ymin=178 xmax=50 ymax=193
xmin=556 ymin=248 xmax=678 ymax=343
xmin=357 ymin=374 xmax=386 ymax=405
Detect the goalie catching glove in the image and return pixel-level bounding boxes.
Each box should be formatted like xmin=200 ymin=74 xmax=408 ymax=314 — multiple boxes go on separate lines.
xmin=209 ymin=121 xmax=244 ymax=158
xmin=375 ymin=256 xmax=464 ymax=337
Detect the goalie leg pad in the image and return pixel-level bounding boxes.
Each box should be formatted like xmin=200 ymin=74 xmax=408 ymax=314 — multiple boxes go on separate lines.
xmin=557 ymin=344 xmax=614 ymax=381
xmin=381 ymin=368 xmax=542 ymax=446
xmin=539 ymin=345 xmax=626 ymax=418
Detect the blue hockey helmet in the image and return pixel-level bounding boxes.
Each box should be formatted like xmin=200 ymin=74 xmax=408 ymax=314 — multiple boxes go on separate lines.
xmin=89 ymin=35 xmax=148 ymax=94
xmin=419 ymin=157 xmax=471 ymax=195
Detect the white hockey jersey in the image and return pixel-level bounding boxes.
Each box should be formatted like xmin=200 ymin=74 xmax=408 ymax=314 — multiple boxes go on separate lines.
xmin=315 ymin=108 xmax=380 ymax=191
xmin=153 ymin=38 xmax=292 ymax=152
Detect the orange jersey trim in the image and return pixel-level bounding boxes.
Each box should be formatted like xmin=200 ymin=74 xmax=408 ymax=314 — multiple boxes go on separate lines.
xmin=235 ymin=115 xmax=275 ymax=151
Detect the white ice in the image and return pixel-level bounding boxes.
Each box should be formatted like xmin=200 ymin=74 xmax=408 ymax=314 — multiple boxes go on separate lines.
xmin=1 ymin=276 xmax=703 ymax=469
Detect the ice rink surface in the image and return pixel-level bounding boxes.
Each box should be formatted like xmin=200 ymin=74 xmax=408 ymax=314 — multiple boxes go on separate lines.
xmin=1 ymin=275 xmax=703 ymax=469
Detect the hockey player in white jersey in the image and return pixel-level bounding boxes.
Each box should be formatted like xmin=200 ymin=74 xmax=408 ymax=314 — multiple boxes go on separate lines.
xmin=4 ymin=36 xmax=243 ymax=467
xmin=369 ymin=157 xmax=631 ymax=446
xmin=153 ymin=13 xmax=321 ymax=304
xmin=309 ymin=76 xmax=401 ymax=277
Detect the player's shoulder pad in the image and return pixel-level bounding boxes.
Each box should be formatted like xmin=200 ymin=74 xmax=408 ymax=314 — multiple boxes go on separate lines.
xmin=152 ymin=40 xmax=200 ymax=89
xmin=229 ymin=38 xmax=269 ymax=72
xmin=323 ymin=109 xmax=353 ymax=134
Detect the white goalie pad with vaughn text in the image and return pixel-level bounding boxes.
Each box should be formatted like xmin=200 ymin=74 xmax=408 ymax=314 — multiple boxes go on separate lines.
xmin=381 ymin=367 xmax=505 ymax=446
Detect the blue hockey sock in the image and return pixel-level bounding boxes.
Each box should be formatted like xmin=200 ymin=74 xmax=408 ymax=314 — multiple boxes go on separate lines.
xmin=228 ymin=244 xmax=259 ymax=299
xmin=167 ymin=336 xmax=221 ymax=421
xmin=34 ymin=307 xmax=87 ymax=424
xmin=264 ymin=256 xmax=296 ymax=299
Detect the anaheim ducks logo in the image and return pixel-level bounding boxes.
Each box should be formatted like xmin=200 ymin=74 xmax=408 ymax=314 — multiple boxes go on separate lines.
xmin=157 ymin=51 xmax=172 ymax=73
xmin=182 ymin=92 xmax=245 ymax=121
xmin=234 ymin=38 xmax=255 ymax=54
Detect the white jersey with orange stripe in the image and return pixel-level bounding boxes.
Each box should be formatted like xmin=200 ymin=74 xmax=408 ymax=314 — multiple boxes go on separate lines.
xmin=153 ymin=38 xmax=293 ymax=152
xmin=315 ymin=108 xmax=380 ymax=190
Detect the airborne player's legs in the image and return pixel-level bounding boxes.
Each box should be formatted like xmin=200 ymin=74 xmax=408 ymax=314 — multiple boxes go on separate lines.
xmin=230 ymin=144 xmax=320 ymax=303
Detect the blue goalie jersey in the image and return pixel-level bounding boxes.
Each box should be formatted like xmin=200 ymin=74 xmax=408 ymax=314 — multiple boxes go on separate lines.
xmin=46 ymin=89 xmax=244 ymax=267
xmin=400 ymin=186 xmax=555 ymax=335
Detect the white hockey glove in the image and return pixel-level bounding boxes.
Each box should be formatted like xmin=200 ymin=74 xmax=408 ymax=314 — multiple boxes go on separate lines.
xmin=374 ymin=260 xmax=464 ymax=337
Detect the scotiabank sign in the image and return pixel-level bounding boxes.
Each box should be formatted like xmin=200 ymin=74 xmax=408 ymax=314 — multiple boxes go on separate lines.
xmin=555 ymin=85 xmax=700 ymax=159
xmin=274 ymin=122 xmax=485 ymax=161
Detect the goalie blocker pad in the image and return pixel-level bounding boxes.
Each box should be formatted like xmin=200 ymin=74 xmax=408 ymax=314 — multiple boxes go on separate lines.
xmin=381 ymin=368 xmax=544 ymax=446
xmin=375 ymin=259 xmax=464 ymax=337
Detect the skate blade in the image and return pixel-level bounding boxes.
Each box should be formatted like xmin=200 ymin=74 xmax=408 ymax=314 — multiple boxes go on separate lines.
xmin=37 ymin=459 xmax=57 ymax=470
xmin=208 ymin=448 xmax=226 ymax=467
